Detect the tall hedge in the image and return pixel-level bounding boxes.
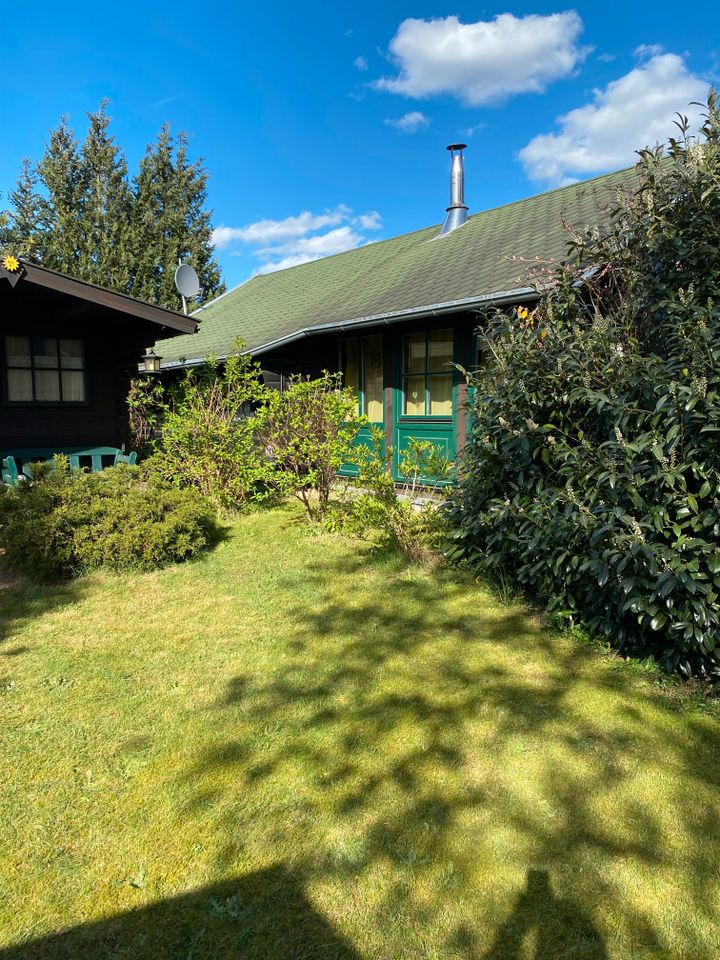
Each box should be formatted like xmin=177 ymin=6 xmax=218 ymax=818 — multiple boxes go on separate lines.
xmin=448 ymin=94 xmax=720 ymax=679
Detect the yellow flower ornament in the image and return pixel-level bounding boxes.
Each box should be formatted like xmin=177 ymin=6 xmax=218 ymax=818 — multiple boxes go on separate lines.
xmin=2 ymin=254 xmax=20 ymax=272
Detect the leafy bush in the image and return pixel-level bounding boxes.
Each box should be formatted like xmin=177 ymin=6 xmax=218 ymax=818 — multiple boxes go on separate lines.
xmin=130 ymin=347 xmax=279 ymax=511
xmin=448 ymin=95 xmax=720 ymax=679
xmin=0 ymin=460 xmax=218 ymax=580
xmin=253 ymin=372 xmax=362 ymax=520
xmin=341 ymin=427 xmax=452 ymax=562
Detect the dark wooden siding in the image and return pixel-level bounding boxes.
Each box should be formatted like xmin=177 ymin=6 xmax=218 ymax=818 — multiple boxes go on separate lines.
xmin=0 ymin=281 xmax=173 ymax=452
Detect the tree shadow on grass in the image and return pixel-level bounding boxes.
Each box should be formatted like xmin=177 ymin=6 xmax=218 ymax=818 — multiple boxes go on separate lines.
xmin=0 ymin=865 xmax=359 ymax=960
xmin=0 ymin=575 xmax=87 ymax=650
xmin=179 ymin=551 xmax=720 ymax=957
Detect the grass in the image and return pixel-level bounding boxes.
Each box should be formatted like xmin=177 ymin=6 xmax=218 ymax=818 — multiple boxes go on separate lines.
xmin=1 ymin=504 xmax=719 ymax=959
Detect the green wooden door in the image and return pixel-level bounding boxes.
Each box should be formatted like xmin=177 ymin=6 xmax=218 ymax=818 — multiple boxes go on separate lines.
xmin=392 ymin=327 xmax=457 ymax=482
xmin=338 ymin=333 xmax=385 ymax=476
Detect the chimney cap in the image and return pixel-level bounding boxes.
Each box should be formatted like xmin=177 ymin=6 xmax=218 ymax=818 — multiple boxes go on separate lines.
xmin=446 ymin=143 xmax=467 ymax=152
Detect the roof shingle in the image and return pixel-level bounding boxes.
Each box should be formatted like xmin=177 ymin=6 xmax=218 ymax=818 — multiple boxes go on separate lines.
xmin=159 ymin=165 xmax=637 ymax=365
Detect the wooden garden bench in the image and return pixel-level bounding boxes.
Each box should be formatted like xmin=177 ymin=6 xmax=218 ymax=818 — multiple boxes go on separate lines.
xmin=1 ymin=447 xmax=137 ymax=486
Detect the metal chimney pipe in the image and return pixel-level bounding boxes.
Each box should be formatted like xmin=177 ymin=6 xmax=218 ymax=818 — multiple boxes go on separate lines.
xmin=440 ymin=143 xmax=469 ymax=236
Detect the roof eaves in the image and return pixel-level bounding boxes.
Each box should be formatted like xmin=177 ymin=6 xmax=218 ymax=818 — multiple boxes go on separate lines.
xmin=160 ymin=283 xmax=539 ymax=369
xmin=20 ymin=261 xmax=197 ymax=334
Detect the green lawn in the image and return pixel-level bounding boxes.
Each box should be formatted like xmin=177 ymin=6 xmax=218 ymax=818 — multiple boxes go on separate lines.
xmin=1 ymin=506 xmax=719 ymax=959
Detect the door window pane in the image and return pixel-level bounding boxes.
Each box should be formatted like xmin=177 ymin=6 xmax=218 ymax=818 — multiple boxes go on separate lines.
xmin=404 ymin=334 xmax=426 ymax=375
xmin=363 ymin=335 xmax=383 ymax=422
xmin=428 ymin=329 xmax=453 ymax=371
xmin=32 ymin=337 xmax=59 ymax=369
xmin=404 ymin=375 xmax=425 ymax=415
xmin=6 ymin=336 xmax=30 ymax=367
xmin=341 ymin=339 xmax=359 ymax=395
xmin=60 ymin=339 xmax=84 ymax=369
xmin=61 ymin=370 xmax=85 ymax=401
xmin=7 ymin=368 xmax=33 ymax=401
xmin=429 ymin=373 xmax=453 ymax=415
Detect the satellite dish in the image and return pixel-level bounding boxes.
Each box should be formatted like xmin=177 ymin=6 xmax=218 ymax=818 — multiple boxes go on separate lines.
xmin=175 ymin=263 xmax=200 ymax=299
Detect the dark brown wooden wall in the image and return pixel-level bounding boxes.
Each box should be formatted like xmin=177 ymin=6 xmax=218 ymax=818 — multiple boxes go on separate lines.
xmin=1 ymin=283 xmax=170 ymax=452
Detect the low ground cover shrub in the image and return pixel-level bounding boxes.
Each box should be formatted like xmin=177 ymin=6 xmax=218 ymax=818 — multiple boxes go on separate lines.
xmin=0 ymin=459 xmax=218 ymax=580
xmin=448 ymin=95 xmax=720 ymax=679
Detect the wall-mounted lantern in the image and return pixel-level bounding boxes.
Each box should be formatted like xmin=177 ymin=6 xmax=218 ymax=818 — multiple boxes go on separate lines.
xmin=141 ymin=348 xmax=162 ymax=374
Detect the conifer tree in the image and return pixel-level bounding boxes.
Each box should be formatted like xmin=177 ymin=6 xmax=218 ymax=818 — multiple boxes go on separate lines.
xmin=1 ymin=159 xmax=45 ymax=259
xmin=74 ymin=100 xmax=133 ymax=290
xmin=1 ymin=103 xmax=224 ymax=307
xmin=130 ymin=125 xmax=224 ymax=310
xmin=35 ymin=115 xmax=84 ymax=273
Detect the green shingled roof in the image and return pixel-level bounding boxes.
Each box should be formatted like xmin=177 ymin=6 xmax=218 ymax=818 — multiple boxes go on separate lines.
xmin=158 ymin=165 xmax=638 ymax=365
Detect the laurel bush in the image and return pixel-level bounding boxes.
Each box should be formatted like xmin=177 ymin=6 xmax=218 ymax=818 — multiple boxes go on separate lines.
xmin=448 ymin=94 xmax=720 ymax=679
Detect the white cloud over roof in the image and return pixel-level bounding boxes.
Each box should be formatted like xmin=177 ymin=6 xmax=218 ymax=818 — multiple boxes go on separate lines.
xmin=518 ymin=52 xmax=708 ymax=184
xmin=213 ymin=206 xmax=383 ymax=275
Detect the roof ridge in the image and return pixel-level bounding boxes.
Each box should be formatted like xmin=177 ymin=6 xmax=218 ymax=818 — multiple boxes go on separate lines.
xmin=213 ymin=163 xmax=638 ymax=302
xmin=466 ymin=163 xmax=638 ymax=222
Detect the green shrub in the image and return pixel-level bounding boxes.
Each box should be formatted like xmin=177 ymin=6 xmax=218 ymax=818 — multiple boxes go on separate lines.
xmin=448 ymin=94 xmax=720 ymax=680
xmin=129 ymin=345 xmax=279 ymax=511
xmin=0 ymin=460 xmax=218 ymax=580
xmin=341 ymin=427 xmax=452 ymax=562
xmin=253 ymin=372 xmax=362 ymax=520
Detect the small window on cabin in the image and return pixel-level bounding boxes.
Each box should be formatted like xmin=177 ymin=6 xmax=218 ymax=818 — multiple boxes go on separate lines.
xmin=4 ymin=336 xmax=86 ymax=403
xmin=402 ymin=329 xmax=453 ymax=416
xmin=340 ymin=334 xmax=384 ymax=422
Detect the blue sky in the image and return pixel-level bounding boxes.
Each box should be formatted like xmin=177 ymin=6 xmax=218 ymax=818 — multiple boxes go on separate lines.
xmin=1 ymin=2 xmax=718 ymax=292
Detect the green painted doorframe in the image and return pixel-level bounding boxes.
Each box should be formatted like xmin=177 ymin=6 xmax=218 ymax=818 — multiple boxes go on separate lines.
xmin=339 ymin=316 xmax=476 ymax=483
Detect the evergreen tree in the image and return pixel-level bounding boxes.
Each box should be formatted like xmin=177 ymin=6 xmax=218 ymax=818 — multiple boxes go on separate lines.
xmin=1 ymin=159 xmax=45 ymax=259
xmin=35 ymin=115 xmax=84 ymax=274
xmin=130 ymin=125 xmax=224 ymax=310
xmin=74 ymin=100 xmax=133 ymax=290
xmin=1 ymin=103 xmax=224 ymax=307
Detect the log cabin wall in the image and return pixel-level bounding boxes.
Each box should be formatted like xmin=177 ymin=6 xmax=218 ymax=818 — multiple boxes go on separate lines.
xmin=1 ymin=280 xmax=167 ymax=452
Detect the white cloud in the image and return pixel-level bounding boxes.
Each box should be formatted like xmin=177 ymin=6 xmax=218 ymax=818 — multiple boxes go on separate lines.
xmin=384 ymin=110 xmax=430 ymax=133
xmin=373 ymin=12 xmax=588 ymax=105
xmin=212 ymin=207 xmax=350 ymax=249
xmin=635 ymin=43 xmax=664 ymax=59
xmin=355 ymin=210 xmax=382 ymax=229
xmin=216 ymin=206 xmax=383 ymax=274
xmin=463 ymin=123 xmax=487 ymax=137
xmin=518 ymin=53 xmax=708 ymax=184
xmin=354 ymin=55 xmax=368 ymax=71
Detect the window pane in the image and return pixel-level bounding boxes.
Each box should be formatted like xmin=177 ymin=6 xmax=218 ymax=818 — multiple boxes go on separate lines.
xmin=61 ymin=370 xmax=85 ymax=401
xmin=404 ymin=334 xmax=426 ymax=375
xmin=428 ymin=328 xmax=453 ymax=372
xmin=60 ymin=339 xmax=84 ymax=369
xmin=363 ymin=335 xmax=383 ymax=422
xmin=404 ymin=375 xmax=425 ymax=415
xmin=429 ymin=373 xmax=453 ymax=416
xmin=7 ymin=368 xmax=33 ymax=401
xmin=341 ymin=339 xmax=359 ymax=395
xmin=35 ymin=369 xmax=61 ymax=401
xmin=6 ymin=336 xmax=31 ymax=367
xmin=33 ymin=337 xmax=59 ymax=369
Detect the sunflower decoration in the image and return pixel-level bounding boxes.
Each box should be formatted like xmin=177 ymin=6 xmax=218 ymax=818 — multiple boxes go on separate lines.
xmin=2 ymin=254 xmax=20 ymax=273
